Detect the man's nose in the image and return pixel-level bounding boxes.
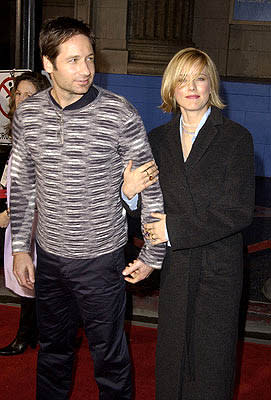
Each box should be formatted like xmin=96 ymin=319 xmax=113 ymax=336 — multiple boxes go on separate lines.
xmin=80 ymin=60 xmax=91 ymax=75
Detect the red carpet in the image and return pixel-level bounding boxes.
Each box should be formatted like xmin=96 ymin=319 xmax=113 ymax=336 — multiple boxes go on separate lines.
xmin=0 ymin=305 xmax=270 ymax=399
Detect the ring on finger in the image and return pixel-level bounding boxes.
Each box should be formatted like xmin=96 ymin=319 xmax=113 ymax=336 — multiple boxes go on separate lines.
xmin=144 ymin=229 xmax=150 ymax=238
xmin=149 ymin=175 xmax=153 ymax=181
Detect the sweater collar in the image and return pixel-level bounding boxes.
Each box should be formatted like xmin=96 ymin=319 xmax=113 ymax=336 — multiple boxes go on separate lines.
xmin=49 ymin=85 xmax=99 ymax=111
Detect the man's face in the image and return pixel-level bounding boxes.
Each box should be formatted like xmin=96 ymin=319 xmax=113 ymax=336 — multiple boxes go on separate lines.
xmin=43 ymin=34 xmax=95 ymax=107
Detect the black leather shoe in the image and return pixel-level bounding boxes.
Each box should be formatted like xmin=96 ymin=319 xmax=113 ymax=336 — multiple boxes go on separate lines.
xmin=0 ymin=337 xmax=37 ymax=356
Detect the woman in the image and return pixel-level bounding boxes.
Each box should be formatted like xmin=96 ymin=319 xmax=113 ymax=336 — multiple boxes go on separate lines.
xmin=125 ymin=48 xmax=255 ymax=399
xmin=0 ymin=72 xmax=50 ymax=356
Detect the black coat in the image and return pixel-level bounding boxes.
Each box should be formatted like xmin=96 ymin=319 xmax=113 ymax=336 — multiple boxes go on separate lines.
xmin=148 ymin=107 xmax=255 ymax=400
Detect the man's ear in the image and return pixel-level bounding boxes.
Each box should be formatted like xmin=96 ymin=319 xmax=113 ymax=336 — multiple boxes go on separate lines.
xmin=43 ymin=56 xmax=54 ymax=74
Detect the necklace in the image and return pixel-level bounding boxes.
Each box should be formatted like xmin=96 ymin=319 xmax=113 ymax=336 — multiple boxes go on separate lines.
xmin=182 ymin=123 xmax=196 ymax=135
xmin=182 ymin=120 xmax=198 ymax=128
xmin=182 ymin=126 xmax=196 ymax=135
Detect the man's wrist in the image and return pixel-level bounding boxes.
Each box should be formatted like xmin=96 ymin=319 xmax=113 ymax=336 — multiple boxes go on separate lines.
xmin=12 ymin=251 xmax=31 ymax=256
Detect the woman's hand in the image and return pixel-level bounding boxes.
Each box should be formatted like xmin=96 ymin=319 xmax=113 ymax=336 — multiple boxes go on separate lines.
xmin=144 ymin=212 xmax=167 ymax=244
xmin=0 ymin=210 xmax=10 ymax=228
xmin=122 ymin=160 xmax=159 ymax=199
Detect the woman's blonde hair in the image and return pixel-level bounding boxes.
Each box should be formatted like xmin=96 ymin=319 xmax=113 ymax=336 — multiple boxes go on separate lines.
xmin=160 ymin=47 xmax=225 ymax=113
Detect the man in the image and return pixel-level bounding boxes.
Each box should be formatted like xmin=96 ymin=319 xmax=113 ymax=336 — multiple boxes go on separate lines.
xmin=10 ymin=17 xmax=165 ymax=399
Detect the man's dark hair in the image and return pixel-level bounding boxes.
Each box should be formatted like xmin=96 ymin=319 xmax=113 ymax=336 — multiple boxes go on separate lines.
xmin=39 ymin=17 xmax=95 ymax=67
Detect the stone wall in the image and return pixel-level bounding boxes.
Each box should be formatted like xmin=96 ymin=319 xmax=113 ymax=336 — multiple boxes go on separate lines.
xmin=41 ymin=0 xmax=271 ymax=80
xmin=193 ymin=0 xmax=271 ymax=79
xmin=42 ymin=0 xmax=74 ymax=20
xmin=227 ymin=24 xmax=271 ymax=79
xmin=92 ymin=0 xmax=128 ymax=74
xmin=193 ymin=0 xmax=230 ymax=75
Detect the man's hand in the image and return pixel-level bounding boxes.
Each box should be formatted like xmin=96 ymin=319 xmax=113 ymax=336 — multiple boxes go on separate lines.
xmin=0 ymin=210 xmax=10 ymax=228
xmin=122 ymin=160 xmax=159 ymax=199
xmin=144 ymin=212 xmax=167 ymax=244
xmin=13 ymin=252 xmax=35 ymax=290
xmin=122 ymin=259 xmax=154 ymax=284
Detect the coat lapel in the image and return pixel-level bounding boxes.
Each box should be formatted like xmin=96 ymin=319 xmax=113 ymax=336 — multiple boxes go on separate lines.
xmin=185 ymin=107 xmax=223 ymax=170
xmin=156 ymin=108 xmax=224 ymax=189
xmin=162 ymin=114 xmax=187 ymax=183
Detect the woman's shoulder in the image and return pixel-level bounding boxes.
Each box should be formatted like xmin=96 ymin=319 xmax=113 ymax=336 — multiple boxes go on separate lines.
xmin=211 ymin=108 xmax=252 ymax=142
xmin=148 ymin=114 xmax=179 ymax=143
xmin=223 ymin=117 xmax=252 ymax=144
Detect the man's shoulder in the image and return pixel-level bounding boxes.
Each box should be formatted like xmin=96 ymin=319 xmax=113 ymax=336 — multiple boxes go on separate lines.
xmin=27 ymin=88 xmax=50 ymax=103
xmin=95 ymin=85 xmax=138 ymax=117
xmin=16 ymin=88 xmax=51 ymax=113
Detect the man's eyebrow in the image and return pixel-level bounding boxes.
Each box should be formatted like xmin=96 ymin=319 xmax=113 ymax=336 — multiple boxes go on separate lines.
xmin=66 ymin=52 xmax=94 ymax=58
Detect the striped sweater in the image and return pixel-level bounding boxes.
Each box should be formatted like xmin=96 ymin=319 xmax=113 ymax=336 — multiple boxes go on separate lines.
xmin=10 ymin=85 xmax=166 ymax=268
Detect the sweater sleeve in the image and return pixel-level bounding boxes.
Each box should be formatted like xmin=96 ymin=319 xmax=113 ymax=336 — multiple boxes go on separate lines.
xmin=119 ymin=105 xmax=166 ymax=269
xmin=10 ymin=109 xmax=36 ymax=254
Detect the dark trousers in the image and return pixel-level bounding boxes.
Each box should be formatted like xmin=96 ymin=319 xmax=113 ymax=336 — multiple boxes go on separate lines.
xmin=35 ymin=243 xmax=132 ymax=400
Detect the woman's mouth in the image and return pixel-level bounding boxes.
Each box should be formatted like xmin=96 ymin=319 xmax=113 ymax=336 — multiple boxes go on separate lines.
xmin=186 ymin=95 xmax=200 ymax=99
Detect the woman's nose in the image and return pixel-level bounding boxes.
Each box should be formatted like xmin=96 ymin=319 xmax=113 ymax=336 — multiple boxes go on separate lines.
xmin=17 ymin=94 xmax=28 ymax=105
xmin=188 ymin=80 xmax=196 ymax=90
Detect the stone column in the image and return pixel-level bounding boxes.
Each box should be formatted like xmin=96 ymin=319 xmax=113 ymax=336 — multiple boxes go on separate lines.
xmin=92 ymin=0 xmax=128 ymax=74
xmin=127 ymin=0 xmax=195 ymax=75
xmin=74 ymin=0 xmax=93 ymax=25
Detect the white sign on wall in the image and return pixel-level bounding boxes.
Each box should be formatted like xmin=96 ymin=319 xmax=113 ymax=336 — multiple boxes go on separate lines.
xmin=0 ymin=70 xmax=30 ymax=145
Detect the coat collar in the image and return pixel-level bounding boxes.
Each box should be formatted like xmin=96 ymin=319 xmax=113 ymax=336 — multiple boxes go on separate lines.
xmin=163 ymin=107 xmax=223 ymax=171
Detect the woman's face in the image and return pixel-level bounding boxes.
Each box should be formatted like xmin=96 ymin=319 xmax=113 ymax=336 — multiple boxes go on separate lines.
xmin=174 ymin=66 xmax=211 ymax=115
xmin=15 ymin=80 xmax=37 ymax=108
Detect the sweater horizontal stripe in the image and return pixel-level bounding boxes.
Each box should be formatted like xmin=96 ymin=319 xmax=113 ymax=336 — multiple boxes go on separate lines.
xmin=10 ymin=86 xmax=165 ymax=268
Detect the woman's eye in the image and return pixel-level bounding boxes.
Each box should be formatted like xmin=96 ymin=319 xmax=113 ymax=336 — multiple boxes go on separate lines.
xmin=197 ymin=76 xmax=207 ymax=81
xmin=177 ymin=80 xmax=185 ymax=86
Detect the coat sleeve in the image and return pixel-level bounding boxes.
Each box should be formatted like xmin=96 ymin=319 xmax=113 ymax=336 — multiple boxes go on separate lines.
xmin=166 ymin=131 xmax=255 ymax=250
xmin=10 ymin=109 xmax=36 ymax=254
xmin=119 ymin=105 xmax=166 ymax=269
